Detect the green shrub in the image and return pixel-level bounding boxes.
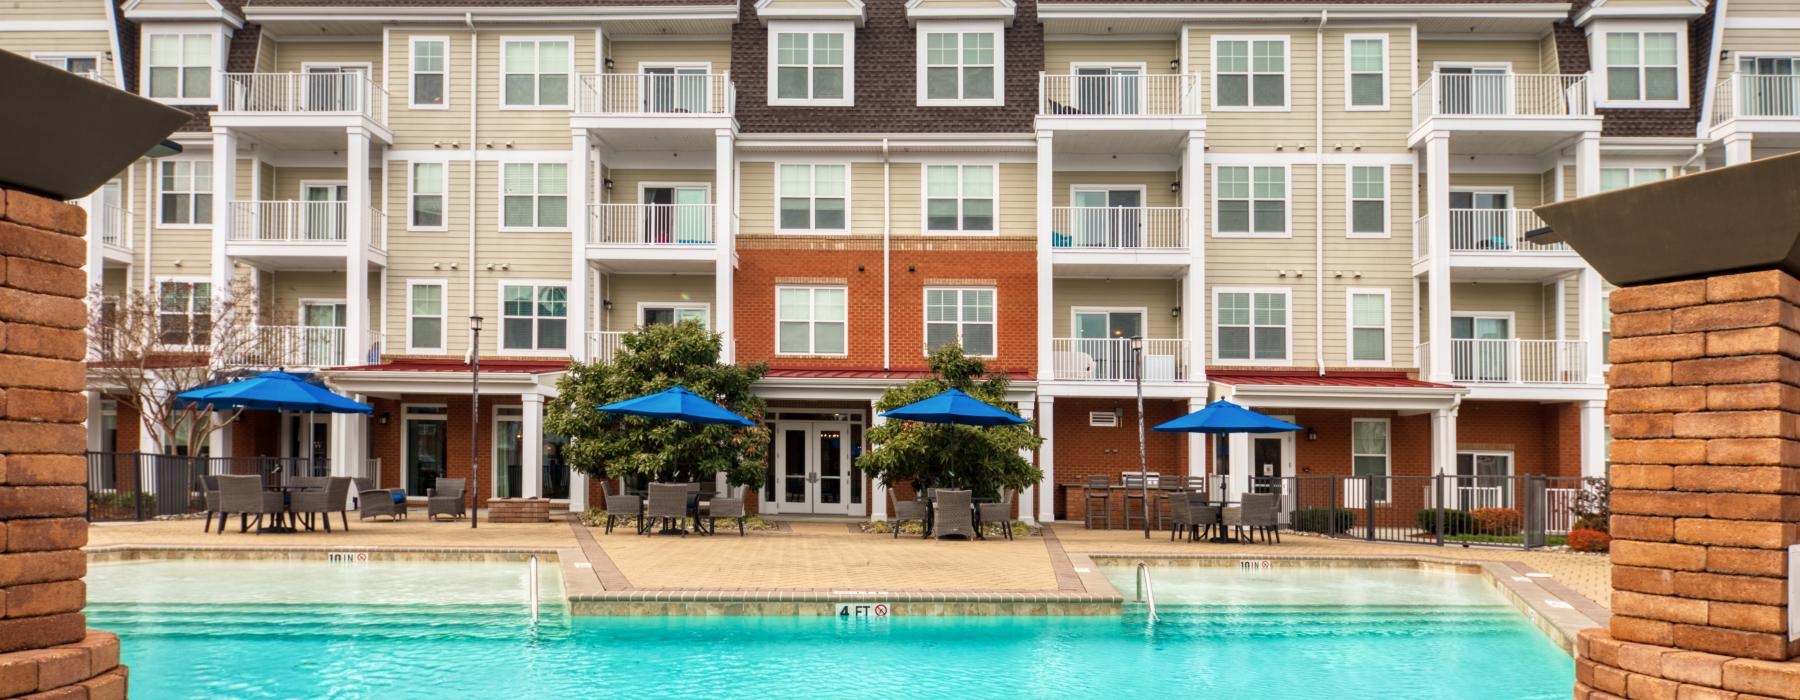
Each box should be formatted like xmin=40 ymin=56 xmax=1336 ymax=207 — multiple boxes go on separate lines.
xmin=1292 ymin=508 xmax=1354 ymax=534
xmin=1415 ymin=508 xmax=1477 ymax=535
xmin=88 ymin=491 xmax=154 ymax=512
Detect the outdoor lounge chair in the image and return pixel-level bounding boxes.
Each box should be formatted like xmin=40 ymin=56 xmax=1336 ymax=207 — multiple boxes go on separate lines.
xmin=291 ymin=476 xmax=352 ymax=532
xmin=890 ymin=491 xmax=927 ymax=539
xmin=603 ymin=488 xmax=643 ymax=535
xmin=218 ymin=474 xmax=284 ymax=535
xmin=1084 ymin=475 xmax=1112 ymax=529
xmin=704 ymin=486 xmax=747 ymax=537
xmin=976 ymin=489 xmax=1015 ymax=541
xmin=1224 ymin=493 xmax=1281 ymax=544
xmin=931 ymin=489 xmax=975 ymax=541
xmin=354 ymin=477 xmax=408 ymax=521
xmin=200 ymin=475 xmax=220 ymax=533
xmin=645 ymin=482 xmax=691 ymax=536
xmin=428 ymin=478 xmax=467 ymax=520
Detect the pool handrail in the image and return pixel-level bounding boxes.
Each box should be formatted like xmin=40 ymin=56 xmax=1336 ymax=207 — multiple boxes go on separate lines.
xmin=1135 ymin=561 xmax=1159 ymax=624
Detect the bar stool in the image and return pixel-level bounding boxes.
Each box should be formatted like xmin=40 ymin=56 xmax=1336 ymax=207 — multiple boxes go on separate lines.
xmin=1083 ymin=475 xmax=1112 ymax=529
xmin=1121 ymin=472 xmax=1161 ymax=530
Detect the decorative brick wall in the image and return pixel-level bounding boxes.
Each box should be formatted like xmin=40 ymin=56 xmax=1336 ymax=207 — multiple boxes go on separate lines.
xmin=0 ymin=189 xmax=127 ymax=698
xmin=1577 ymin=270 xmax=1800 ymax=699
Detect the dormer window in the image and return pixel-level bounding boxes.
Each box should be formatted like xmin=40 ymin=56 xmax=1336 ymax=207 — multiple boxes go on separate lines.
xmin=768 ymin=21 xmax=854 ymax=106
xmin=916 ymin=21 xmax=1003 ymax=106
xmin=146 ymin=32 xmax=214 ymax=101
xmin=1595 ymin=22 xmax=1686 ymax=108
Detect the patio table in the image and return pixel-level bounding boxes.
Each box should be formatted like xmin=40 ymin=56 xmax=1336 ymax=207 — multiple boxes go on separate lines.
xmin=627 ymin=489 xmax=705 ymax=535
xmin=258 ymin=485 xmax=309 ymax=534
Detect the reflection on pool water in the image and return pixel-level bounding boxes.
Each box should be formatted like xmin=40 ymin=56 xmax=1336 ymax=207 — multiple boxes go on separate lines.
xmin=87 ymin=559 xmax=1573 ymax=699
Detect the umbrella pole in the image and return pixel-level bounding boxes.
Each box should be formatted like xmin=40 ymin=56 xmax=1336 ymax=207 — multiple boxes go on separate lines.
xmin=1136 ymin=343 xmax=1150 ymax=539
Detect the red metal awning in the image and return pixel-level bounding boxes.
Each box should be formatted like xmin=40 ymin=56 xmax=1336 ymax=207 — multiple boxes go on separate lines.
xmin=1207 ymin=369 xmax=1457 ymax=390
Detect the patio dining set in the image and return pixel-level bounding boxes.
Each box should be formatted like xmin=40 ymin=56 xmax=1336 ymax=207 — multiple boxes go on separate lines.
xmin=602 ymin=482 xmax=749 ymax=537
xmin=200 ymin=473 xmax=471 ymax=534
xmin=1076 ymin=473 xmax=1283 ymax=544
xmin=888 ymin=487 xmax=1018 ymax=541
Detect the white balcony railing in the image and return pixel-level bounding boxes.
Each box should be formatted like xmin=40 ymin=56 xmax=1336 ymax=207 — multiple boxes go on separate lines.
xmin=1419 ymin=339 xmax=1588 ymax=384
xmin=1414 ymin=214 xmax=1430 ymax=259
xmin=1413 ymin=73 xmax=1591 ymax=124
xmin=99 ymin=203 xmax=133 ymax=250
xmin=577 ymin=73 xmax=734 ymax=115
xmin=1039 ymin=73 xmax=1202 ymax=116
xmin=220 ymin=72 xmax=388 ymax=124
xmin=1051 ymin=337 xmax=1190 ymax=382
xmin=224 ymin=326 xmax=383 ymax=368
xmin=1445 ymin=209 xmax=1569 ymax=253
xmin=230 ymin=201 xmax=386 ymax=249
xmin=586 ymin=331 xmax=626 ymax=363
xmin=589 ymin=203 xmax=715 ymax=246
xmin=1050 ymin=207 xmax=1187 ymax=250
xmin=1712 ymin=74 xmax=1800 ymax=127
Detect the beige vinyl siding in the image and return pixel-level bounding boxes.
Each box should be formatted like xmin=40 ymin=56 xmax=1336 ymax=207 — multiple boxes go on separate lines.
xmin=256 ymin=33 xmax=279 ymax=74
xmin=600 ymin=274 xmax=718 ymax=330
xmin=1321 ymin=163 xmax=1413 ymax=367
xmin=1321 ymin=29 xmax=1412 ymax=150
xmin=1450 ymin=283 xmax=1549 ymax=340
xmin=739 ymin=161 xmax=775 ymax=235
xmin=1731 ymin=0 xmax=1800 ymax=17
xmin=0 ymin=31 xmax=117 ymax=80
xmin=890 ymin=162 xmax=921 ymax=234
xmin=737 ymin=159 xmax=1030 ymax=236
xmin=273 ymin=41 xmax=382 ymax=78
xmin=259 ymin=162 xmax=278 ymax=200
xmin=128 ymin=0 xmax=218 ymax=13
xmin=1448 ymin=173 xmax=1542 ymax=208
xmin=102 ymin=269 xmax=129 ymax=299
xmin=263 ymin=272 xmax=378 ymax=328
xmin=475 ymin=31 xmax=597 ymax=149
xmin=469 ymin=158 xmax=577 ymax=355
xmin=997 ymin=163 xmax=1035 ymax=237
xmin=386 ymin=29 xmax=473 ymax=146
xmin=5 ymin=0 xmax=110 ymax=20
xmin=267 ymin=167 xmax=385 ymax=204
xmin=383 ymin=159 xmax=472 ymax=355
xmin=234 ymin=158 xmax=254 ymax=201
xmin=1204 ymin=163 xmax=1317 ymax=365
xmin=1718 ymin=29 xmax=1800 ymax=80
xmin=606 ymin=40 xmax=731 ymax=75
xmin=1052 ymin=279 xmax=1182 ymax=339
xmin=1043 ymin=40 xmax=1179 ymax=76
xmin=854 ymin=162 xmax=886 ymax=233
xmin=1417 ymin=39 xmax=1544 ymax=75
xmin=1562 ymin=165 xmax=1576 ymax=200
xmin=1540 ymin=33 xmax=1561 ymax=76
xmin=1562 ymin=278 xmax=1580 ymax=341
xmin=601 ymin=169 xmax=717 ymax=204
xmin=1050 ymin=172 xmax=1179 ymax=207
xmin=1187 ymin=29 xmax=1317 ymax=152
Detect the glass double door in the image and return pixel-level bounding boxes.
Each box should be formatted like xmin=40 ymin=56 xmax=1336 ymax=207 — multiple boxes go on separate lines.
xmin=1070 ymin=188 xmax=1143 ymax=248
xmin=1450 ymin=315 xmax=1512 ymax=382
xmin=774 ymin=421 xmax=856 ymax=515
xmin=1437 ymin=66 xmax=1507 ymax=115
xmin=1073 ymin=310 xmax=1143 ymax=381
xmin=1740 ymin=57 xmax=1798 ymax=117
xmin=640 ymin=186 xmax=709 ymax=244
xmin=642 ymin=66 xmax=709 ymax=113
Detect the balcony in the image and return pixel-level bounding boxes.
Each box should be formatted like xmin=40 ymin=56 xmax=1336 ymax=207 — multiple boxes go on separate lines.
xmin=226 ymin=201 xmax=388 ymax=269
xmin=586 ymin=203 xmax=720 ymax=271
xmin=577 ymin=73 xmax=734 ymax=116
xmin=216 ymin=72 xmax=391 ymax=147
xmin=586 ymin=330 xmax=625 ymax=364
xmin=1708 ymin=74 xmax=1800 ymax=147
xmin=1409 ymin=73 xmax=1598 ymax=152
xmin=1415 ymin=209 xmax=1578 ymax=273
xmin=97 ymin=203 xmax=133 ymax=264
xmin=1050 ymin=337 xmax=1192 ymax=382
xmin=1037 ymin=73 xmax=1204 ymax=153
xmin=1418 ymin=339 xmax=1589 ymax=385
xmin=223 ymin=326 xmax=383 ymax=369
xmin=1049 ymin=206 xmax=1191 ymax=275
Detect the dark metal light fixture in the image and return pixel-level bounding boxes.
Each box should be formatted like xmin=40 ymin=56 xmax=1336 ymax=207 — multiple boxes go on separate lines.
xmin=469 ymin=315 xmax=484 ymax=529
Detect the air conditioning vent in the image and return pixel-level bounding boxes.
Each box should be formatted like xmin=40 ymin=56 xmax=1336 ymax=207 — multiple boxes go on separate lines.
xmin=1089 ymin=411 xmax=1118 ymax=428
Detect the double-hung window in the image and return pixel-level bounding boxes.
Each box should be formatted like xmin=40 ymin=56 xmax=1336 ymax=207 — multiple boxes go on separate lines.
xmin=919 ymin=24 xmax=1000 ymax=105
xmin=1346 ymin=35 xmax=1387 ymax=109
xmin=1215 ymin=165 xmax=1287 ymax=236
xmin=925 ymin=287 xmax=995 ymax=356
xmin=146 ymin=33 xmax=212 ymax=100
xmin=1348 ymin=165 xmax=1387 ymax=236
xmin=158 ymin=280 xmax=211 ymax=346
xmin=1600 ymin=167 xmax=1668 ymax=192
xmin=159 ymin=161 xmax=212 ymax=226
xmin=1347 ymin=289 xmax=1389 ymax=366
xmin=410 ymin=162 xmax=446 ymax=229
xmin=501 ymin=38 xmax=572 ymax=108
xmin=408 ymin=281 xmax=446 ymax=352
xmin=501 ymin=283 xmax=567 ymax=351
xmin=771 ymin=25 xmax=851 ymax=106
xmin=1352 ymin=418 xmax=1391 ymax=502
xmin=502 ymin=163 xmax=568 ymax=229
xmin=36 ymin=54 xmax=100 ymax=78
xmin=1604 ymin=29 xmax=1681 ymax=104
xmin=924 ymin=165 xmax=995 ymax=233
xmin=777 ymin=164 xmax=848 ymax=232
xmin=411 ymin=38 xmax=447 ymax=108
xmin=1215 ymin=289 xmax=1289 ymax=363
xmin=1215 ymin=38 xmax=1286 ymax=109
xmin=776 ymin=286 xmax=847 ymax=355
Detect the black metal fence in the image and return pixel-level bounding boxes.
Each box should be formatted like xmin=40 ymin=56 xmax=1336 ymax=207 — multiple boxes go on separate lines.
xmin=1243 ymin=474 xmax=1589 ymax=549
xmin=84 ymin=453 xmax=327 ymax=521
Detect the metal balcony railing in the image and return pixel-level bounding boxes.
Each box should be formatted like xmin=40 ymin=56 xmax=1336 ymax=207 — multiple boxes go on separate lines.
xmin=220 ymin=72 xmax=388 ymax=124
xmin=1051 ymin=337 xmax=1190 ymax=382
xmin=586 ymin=331 xmax=626 ymax=363
xmin=1444 ymin=209 xmax=1569 ymax=253
xmin=589 ymin=203 xmax=715 ymax=246
xmin=1712 ymin=74 xmax=1800 ymax=127
xmin=576 ymin=73 xmax=734 ymax=115
xmin=1039 ymin=73 xmax=1202 ymax=116
xmin=229 ymin=201 xmax=386 ymax=249
xmin=1050 ymin=207 xmax=1187 ymax=250
xmin=1412 ymin=73 xmax=1591 ymax=125
xmin=99 ymin=203 xmax=133 ymax=250
xmin=1418 ymin=339 xmax=1588 ymax=384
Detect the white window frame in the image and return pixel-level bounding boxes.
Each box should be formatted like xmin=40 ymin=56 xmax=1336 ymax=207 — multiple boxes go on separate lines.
xmin=33 ymin=52 xmax=102 ymax=77
xmin=775 ymin=285 xmax=849 ymax=357
xmin=406 ymin=279 xmax=448 ymax=353
xmin=637 ymin=301 xmax=712 ymax=329
xmin=409 ymin=36 xmax=450 ymax=110
xmin=497 ymin=281 xmax=571 ymax=354
xmin=1212 ymin=286 xmax=1293 ymax=366
xmin=1351 ymin=417 xmax=1392 ymax=504
xmin=1346 ymin=164 xmax=1390 ymax=238
xmin=774 ymin=162 xmax=851 ymax=234
xmin=156 ymin=158 xmax=213 ymax=229
xmin=1211 ymin=35 xmax=1290 ymax=111
xmin=1599 ymin=166 xmax=1670 ymax=192
xmin=1345 ymin=287 xmax=1391 ymax=368
xmin=1344 ymin=34 xmax=1389 ymax=111
xmin=155 ymin=276 xmax=212 ymax=349
xmin=498 ymin=161 xmax=570 ymax=232
xmin=408 ymin=161 xmax=449 ymax=232
xmin=1594 ymin=21 xmax=1688 ymax=109
xmin=923 ymin=286 xmax=997 ymax=357
xmin=767 ymin=21 xmax=856 ymax=107
xmin=922 ymin=163 xmax=998 ymax=235
xmin=498 ymin=36 xmax=576 ymax=110
xmin=141 ymin=25 xmax=221 ymax=105
xmin=1212 ymin=163 xmax=1291 ymax=237
xmin=915 ymin=20 xmax=1004 ymax=107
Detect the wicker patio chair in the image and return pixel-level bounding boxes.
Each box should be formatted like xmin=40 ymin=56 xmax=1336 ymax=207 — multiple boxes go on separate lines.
xmin=291 ymin=477 xmax=353 ymax=532
xmin=428 ymin=478 xmax=467 ymax=521
xmin=704 ymin=486 xmax=747 ymax=537
xmin=1084 ymin=475 xmax=1112 ymax=530
xmin=288 ymin=476 xmax=328 ymax=492
xmin=890 ymin=490 xmax=928 ymax=539
xmin=604 ymin=488 xmax=643 ymax=535
xmin=218 ymin=474 xmax=284 ymax=535
xmin=645 ymin=482 xmax=691 ymax=536
xmin=200 ymin=475 xmax=221 ymax=533
xmin=1239 ymin=493 xmax=1282 ymax=544
xmin=353 ymin=477 xmax=408 ymax=521
xmin=976 ymin=489 xmax=1015 ymax=541
xmin=931 ymin=489 xmax=975 ymax=541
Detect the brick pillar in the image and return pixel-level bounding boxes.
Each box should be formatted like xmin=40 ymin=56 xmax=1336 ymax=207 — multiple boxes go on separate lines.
xmin=0 ymin=189 xmax=127 ymax=698
xmin=1579 ymin=270 xmax=1800 ymax=699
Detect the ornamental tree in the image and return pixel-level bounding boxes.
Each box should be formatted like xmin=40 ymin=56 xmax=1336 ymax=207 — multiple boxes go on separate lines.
xmin=857 ymin=344 xmax=1043 ymax=499
xmin=545 ymin=321 xmax=770 ymax=488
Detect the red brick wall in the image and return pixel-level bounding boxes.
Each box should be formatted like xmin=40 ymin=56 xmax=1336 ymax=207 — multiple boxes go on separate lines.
xmin=367 ymin=394 xmax=520 ymax=508
xmin=1050 ymin=397 xmax=1188 ymax=518
xmin=1457 ymin=400 xmax=1584 ymax=478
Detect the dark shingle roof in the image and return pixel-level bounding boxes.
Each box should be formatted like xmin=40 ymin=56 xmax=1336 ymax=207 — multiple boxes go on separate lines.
xmin=1555 ymin=0 xmax=1715 ymax=138
xmin=243 ymin=0 xmax=736 ymax=7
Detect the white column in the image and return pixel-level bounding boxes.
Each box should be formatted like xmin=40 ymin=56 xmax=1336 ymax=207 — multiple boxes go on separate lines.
xmin=344 ymin=128 xmax=372 ymax=366
xmin=82 ymin=194 xmax=103 ymax=308
xmin=210 ymin=129 xmax=236 ymax=307
xmin=209 ymin=414 xmax=232 ymax=461
xmin=1579 ymin=399 xmax=1607 ymax=480
xmin=330 ymin=411 xmax=362 ymax=477
xmin=1425 ymin=131 xmax=1453 ymax=382
xmin=713 ymin=129 xmax=736 ymax=363
xmin=1575 ymin=131 xmax=1601 ymax=197
xmin=870 ymin=403 xmax=888 ymax=521
xmin=569 ymin=471 xmax=590 ymax=511
xmin=1035 ymin=131 xmax=1055 ymax=383
xmin=1579 ymin=266 xmax=1605 ymax=383
xmin=1182 ymin=130 xmax=1207 ymax=381
xmin=1185 ymin=396 xmax=1206 ymax=483
xmin=1227 ymin=431 xmax=1251 ymax=499
xmin=1016 ymin=398 xmax=1036 ymax=524
xmin=568 ymin=129 xmax=590 ymax=361
xmin=86 ymin=390 xmax=105 ymax=452
xmin=1430 ymin=406 xmax=1458 ymax=478
xmin=1723 ymin=132 xmax=1754 ymax=166
xmin=1035 ymin=395 xmax=1055 ymax=520
xmin=522 ymin=393 xmax=544 ymax=498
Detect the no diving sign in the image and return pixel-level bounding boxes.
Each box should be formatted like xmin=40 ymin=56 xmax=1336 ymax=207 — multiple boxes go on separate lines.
xmin=836 ymin=603 xmax=890 ymax=619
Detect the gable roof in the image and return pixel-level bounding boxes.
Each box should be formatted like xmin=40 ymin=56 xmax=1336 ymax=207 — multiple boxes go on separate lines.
xmin=1554 ymin=0 xmax=1717 ymax=138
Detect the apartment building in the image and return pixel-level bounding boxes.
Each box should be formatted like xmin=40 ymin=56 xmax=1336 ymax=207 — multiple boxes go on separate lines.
xmin=11 ymin=0 xmax=1782 ymax=521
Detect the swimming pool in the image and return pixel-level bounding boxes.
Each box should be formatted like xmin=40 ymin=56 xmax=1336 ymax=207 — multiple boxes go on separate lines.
xmin=87 ymin=559 xmax=1574 ymax=699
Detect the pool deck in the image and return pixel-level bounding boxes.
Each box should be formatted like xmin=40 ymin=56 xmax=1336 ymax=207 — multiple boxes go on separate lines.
xmin=86 ymin=515 xmax=1611 ymax=645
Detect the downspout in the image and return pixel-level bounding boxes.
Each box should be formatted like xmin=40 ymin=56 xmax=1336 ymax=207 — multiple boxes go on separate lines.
xmin=881 ymin=138 xmax=892 ymax=370
xmin=143 ymin=160 xmax=155 ymax=294
xmin=466 ymin=13 xmax=479 ymax=338
xmin=1315 ymin=10 xmax=1328 ymax=375
xmin=1682 ymin=143 xmax=1706 ymax=170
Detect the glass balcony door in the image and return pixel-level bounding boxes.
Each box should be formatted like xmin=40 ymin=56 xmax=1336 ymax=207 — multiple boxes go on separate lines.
xmin=642 ymin=66 xmax=709 ymax=113
xmin=1438 ymin=66 xmax=1507 ymax=115
xmin=1070 ymin=188 xmax=1143 ymax=248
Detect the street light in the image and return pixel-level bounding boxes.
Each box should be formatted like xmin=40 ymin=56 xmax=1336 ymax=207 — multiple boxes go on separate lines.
xmin=469 ymin=315 xmax=483 ymax=529
xmin=1131 ymin=335 xmax=1150 ymax=539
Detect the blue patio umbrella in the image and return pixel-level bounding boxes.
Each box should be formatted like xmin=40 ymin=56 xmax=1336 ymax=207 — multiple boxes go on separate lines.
xmin=1153 ymin=400 xmax=1302 ymax=434
xmin=878 ymin=388 xmax=1028 ymax=427
xmin=176 ymin=371 xmax=373 ymax=414
xmin=596 ymin=386 xmax=754 ymax=427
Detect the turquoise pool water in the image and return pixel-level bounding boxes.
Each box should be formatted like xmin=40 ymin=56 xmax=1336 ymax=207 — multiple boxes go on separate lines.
xmin=87 ymin=560 xmax=1574 ymax=699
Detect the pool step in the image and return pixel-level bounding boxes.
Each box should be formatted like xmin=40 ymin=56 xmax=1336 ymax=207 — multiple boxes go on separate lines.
xmin=87 ymin=602 xmax=567 ymax=641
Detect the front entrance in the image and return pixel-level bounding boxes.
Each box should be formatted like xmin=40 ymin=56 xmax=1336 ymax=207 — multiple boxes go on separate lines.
xmin=404 ymin=405 xmax=448 ymax=496
xmin=1246 ymin=418 xmax=1297 ymax=519
xmin=284 ymin=412 xmax=331 ymax=474
xmin=772 ymin=421 xmax=858 ymax=515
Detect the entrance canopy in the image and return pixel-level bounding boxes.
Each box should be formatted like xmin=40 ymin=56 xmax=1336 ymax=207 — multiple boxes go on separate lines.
xmin=1207 ymin=370 xmax=1465 ymax=413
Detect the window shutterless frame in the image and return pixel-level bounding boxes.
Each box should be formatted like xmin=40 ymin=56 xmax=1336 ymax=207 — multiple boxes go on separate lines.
xmin=1343 ymin=34 xmax=1389 ymax=111
xmin=923 ymin=287 xmax=997 ymax=357
xmin=767 ymin=21 xmax=855 ymax=107
xmin=409 ymin=36 xmax=450 ymax=109
xmin=408 ymin=161 xmax=450 ymax=232
xmin=1212 ymin=163 xmax=1291 ymax=237
xmin=496 ymin=280 xmax=571 ymax=354
xmin=154 ymin=276 xmax=213 ymax=349
xmin=637 ymin=301 xmax=712 ymax=329
xmin=1345 ymin=287 xmax=1391 ymax=367
xmin=497 ymin=161 xmax=571 ymax=232
xmin=1593 ymin=21 xmax=1687 ymax=109
xmin=142 ymin=26 xmax=221 ymax=105
xmin=774 ymin=285 xmax=849 ymax=357
xmin=915 ymin=20 xmax=1004 ymax=107
xmin=1212 ymin=286 xmax=1293 ymax=365
xmin=406 ymin=279 xmax=449 ymax=353
xmin=1211 ymin=35 xmax=1290 ymax=111
xmin=156 ymin=158 xmax=213 ymax=229
xmin=1350 ymin=417 xmax=1392 ymax=503
xmin=774 ymin=162 xmax=851 ymax=234
xmin=1345 ymin=164 xmax=1390 ymax=238
xmin=497 ymin=36 xmax=576 ymax=110
xmin=921 ymin=163 xmax=998 ymax=234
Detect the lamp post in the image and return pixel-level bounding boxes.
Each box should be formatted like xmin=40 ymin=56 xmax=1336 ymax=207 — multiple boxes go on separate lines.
xmin=1131 ymin=335 xmax=1149 ymax=539
xmin=469 ymin=315 xmax=482 ymax=529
